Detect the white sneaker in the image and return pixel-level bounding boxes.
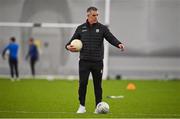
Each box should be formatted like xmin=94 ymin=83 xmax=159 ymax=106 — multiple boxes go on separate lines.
xmin=94 ymin=107 xmax=98 ymax=114
xmin=10 ymin=78 xmax=15 ymax=82
xmin=76 ymin=104 xmax=86 ymax=113
xmin=16 ymin=77 xmax=20 ymax=81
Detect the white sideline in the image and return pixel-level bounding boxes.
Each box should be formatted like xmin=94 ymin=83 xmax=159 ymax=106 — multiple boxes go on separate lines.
xmin=0 ymin=110 xmax=74 ymax=114
xmin=0 ymin=110 xmax=179 ymax=117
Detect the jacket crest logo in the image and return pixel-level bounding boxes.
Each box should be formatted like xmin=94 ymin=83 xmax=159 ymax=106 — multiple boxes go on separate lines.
xmin=96 ymin=29 xmax=99 ymax=33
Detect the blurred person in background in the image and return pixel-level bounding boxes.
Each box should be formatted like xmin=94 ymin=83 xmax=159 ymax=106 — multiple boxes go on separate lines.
xmin=2 ymin=37 xmax=19 ymax=81
xmin=66 ymin=6 xmax=124 ymax=113
xmin=26 ymin=37 xmax=39 ymax=78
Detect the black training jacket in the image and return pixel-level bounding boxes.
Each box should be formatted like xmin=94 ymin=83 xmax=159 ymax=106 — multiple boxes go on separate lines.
xmin=66 ymin=21 xmax=122 ymax=61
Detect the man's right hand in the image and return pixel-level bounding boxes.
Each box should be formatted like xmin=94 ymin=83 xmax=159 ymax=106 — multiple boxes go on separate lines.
xmin=67 ymin=45 xmax=78 ymax=52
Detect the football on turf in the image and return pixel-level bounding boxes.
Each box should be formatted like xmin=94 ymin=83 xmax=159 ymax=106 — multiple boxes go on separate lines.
xmin=96 ymin=102 xmax=109 ymax=114
xmin=70 ymin=39 xmax=83 ymax=52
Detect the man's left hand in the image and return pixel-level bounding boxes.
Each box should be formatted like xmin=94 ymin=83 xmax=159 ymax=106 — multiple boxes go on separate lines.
xmin=118 ymin=43 xmax=125 ymax=51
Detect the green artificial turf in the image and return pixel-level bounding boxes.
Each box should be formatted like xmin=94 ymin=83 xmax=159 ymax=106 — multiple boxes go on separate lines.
xmin=0 ymin=78 xmax=180 ymax=118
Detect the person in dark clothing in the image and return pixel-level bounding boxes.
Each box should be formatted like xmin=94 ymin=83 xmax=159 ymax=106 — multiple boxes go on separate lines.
xmin=26 ymin=38 xmax=39 ymax=77
xmin=2 ymin=37 xmax=19 ymax=81
xmin=66 ymin=7 xmax=125 ymax=113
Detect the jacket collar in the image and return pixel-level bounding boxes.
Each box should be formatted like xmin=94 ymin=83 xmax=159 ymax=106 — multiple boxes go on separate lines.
xmin=86 ymin=19 xmax=98 ymax=27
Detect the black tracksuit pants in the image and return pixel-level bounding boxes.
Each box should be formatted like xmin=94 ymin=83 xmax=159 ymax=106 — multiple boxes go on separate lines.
xmin=30 ymin=58 xmax=37 ymax=76
xmin=9 ymin=58 xmax=19 ymax=78
xmin=78 ymin=59 xmax=103 ymax=106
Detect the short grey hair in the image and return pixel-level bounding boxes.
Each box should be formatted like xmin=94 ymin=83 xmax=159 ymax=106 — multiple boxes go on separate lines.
xmin=87 ymin=6 xmax=98 ymax=13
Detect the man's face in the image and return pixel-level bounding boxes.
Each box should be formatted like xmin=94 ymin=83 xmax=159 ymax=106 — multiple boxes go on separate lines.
xmin=29 ymin=39 xmax=33 ymax=45
xmin=87 ymin=10 xmax=98 ymax=24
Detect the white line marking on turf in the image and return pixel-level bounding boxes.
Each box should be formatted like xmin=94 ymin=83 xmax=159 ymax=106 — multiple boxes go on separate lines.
xmin=119 ymin=113 xmax=180 ymax=117
xmin=0 ymin=110 xmax=102 ymax=114
xmin=0 ymin=110 xmax=180 ymax=117
xmin=0 ymin=110 xmax=74 ymax=114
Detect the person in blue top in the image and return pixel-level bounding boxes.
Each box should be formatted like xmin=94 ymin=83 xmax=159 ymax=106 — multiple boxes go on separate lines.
xmin=26 ymin=38 xmax=39 ymax=77
xmin=2 ymin=37 xmax=19 ymax=80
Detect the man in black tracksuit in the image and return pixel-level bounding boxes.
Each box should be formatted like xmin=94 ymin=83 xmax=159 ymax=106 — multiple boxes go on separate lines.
xmin=66 ymin=6 xmax=124 ymax=113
